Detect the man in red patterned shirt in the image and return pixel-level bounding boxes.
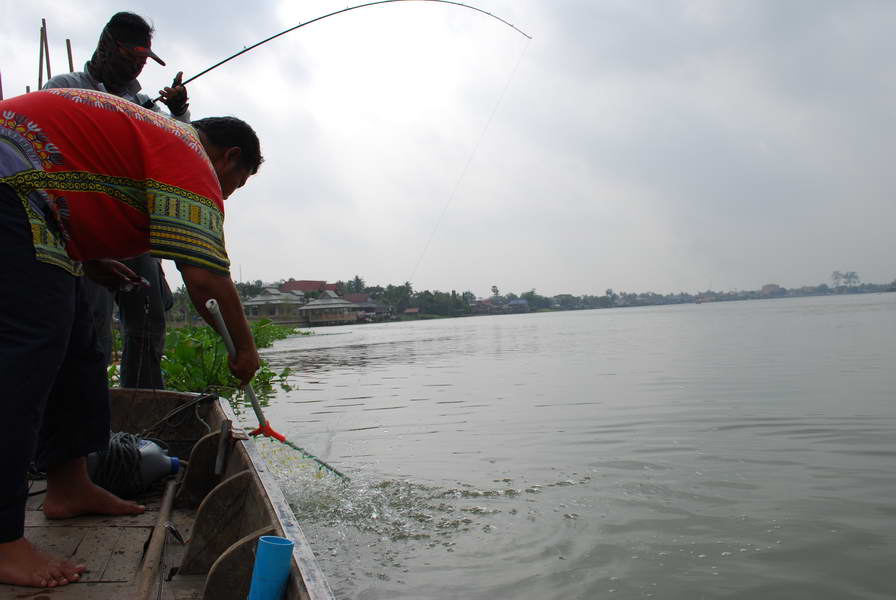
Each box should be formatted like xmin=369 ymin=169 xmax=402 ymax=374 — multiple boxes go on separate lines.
xmin=0 ymin=88 xmax=262 ymax=588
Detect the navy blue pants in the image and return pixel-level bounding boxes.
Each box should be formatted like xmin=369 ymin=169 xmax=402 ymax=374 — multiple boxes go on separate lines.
xmin=0 ymin=185 xmax=110 ymax=542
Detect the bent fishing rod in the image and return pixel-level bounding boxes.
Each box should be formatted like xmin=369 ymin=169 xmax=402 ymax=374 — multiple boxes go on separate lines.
xmin=154 ymin=0 xmax=531 ymax=101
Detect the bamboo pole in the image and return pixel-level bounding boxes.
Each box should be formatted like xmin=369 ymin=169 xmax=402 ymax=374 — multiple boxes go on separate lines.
xmin=38 ymin=25 xmax=45 ymax=89
xmin=0 ymin=71 xmax=4 ymax=100
xmin=66 ymin=39 xmax=74 ymax=72
xmin=42 ymin=19 xmax=52 ymax=79
xmin=134 ymin=478 xmax=177 ymax=599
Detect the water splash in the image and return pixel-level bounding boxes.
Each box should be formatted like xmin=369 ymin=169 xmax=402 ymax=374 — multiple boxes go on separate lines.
xmin=260 ymin=441 xmax=589 ymax=548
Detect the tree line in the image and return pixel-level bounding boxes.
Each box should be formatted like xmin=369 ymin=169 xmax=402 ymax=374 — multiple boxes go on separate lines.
xmin=167 ymin=270 xmax=895 ymax=323
xmin=335 ymin=278 xmax=618 ymax=315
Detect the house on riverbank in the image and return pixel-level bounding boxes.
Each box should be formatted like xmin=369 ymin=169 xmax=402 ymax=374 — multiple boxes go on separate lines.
xmin=507 ymin=298 xmax=530 ymax=313
xmin=243 ymin=279 xmax=351 ymax=324
xmin=344 ymin=293 xmax=390 ymax=321
xmin=280 ymin=279 xmax=340 ymax=294
xmin=298 ymin=290 xmax=360 ymax=326
xmin=470 ymin=298 xmax=499 ymax=314
xmin=243 ymin=287 xmax=306 ymax=321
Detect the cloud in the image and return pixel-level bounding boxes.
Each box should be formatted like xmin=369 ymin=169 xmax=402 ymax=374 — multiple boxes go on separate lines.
xmin=6 ymin=1 xmax=895 ymax=296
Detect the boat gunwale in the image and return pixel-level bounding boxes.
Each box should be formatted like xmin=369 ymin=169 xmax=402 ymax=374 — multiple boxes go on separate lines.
xmin=217 ymin=396 xmax=335 ymax=600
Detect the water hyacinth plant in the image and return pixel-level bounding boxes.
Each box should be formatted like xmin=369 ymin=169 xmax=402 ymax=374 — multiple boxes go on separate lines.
xmin=161 ymin=319 xmax=305 ymax=403
xmin=109 ymin=319 xmax=309 ymax=407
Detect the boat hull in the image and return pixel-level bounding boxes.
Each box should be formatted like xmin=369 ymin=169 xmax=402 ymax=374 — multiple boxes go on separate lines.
xmin=1 ymin=388 xmax=334 ymax=600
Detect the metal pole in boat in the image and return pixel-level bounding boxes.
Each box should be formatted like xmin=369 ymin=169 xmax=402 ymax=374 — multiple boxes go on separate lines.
xmin=42 ymin=19 xmax=52 ymax=79
xmin=66 ymin=38 xmax=74 ymax=72
xmin=205 ymin=299 xmax=349 ymax=480
xmin=38 ymin=25 xmax=45 ymax=89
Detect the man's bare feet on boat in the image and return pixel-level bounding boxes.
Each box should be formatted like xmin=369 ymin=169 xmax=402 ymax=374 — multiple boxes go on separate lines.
xmin=41 ymin=457 xmax=145 ymax=520
xmin=0 ymin=537 xmax=85 ymax=587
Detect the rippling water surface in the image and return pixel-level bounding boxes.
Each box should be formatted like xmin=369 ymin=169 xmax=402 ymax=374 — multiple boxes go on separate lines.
xmin=247 ymin=294 xmax=896 ymax=599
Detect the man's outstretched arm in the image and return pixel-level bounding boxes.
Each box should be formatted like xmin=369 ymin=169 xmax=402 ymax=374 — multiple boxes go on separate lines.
xmin=177 ymin=263 xmax=259 ymax=385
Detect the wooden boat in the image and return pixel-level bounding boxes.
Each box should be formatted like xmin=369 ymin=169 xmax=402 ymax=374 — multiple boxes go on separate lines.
xmin=1 ymin=388 xmax=335 ymax=599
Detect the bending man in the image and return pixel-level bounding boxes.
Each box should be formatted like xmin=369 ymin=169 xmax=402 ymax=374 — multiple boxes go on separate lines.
xmin=0 ymin=88 xmax=261 ymax=588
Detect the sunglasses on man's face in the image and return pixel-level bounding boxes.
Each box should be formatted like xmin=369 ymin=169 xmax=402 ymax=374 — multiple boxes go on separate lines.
xmin=116 ymin=42 xmax=165 ymax=66
xmin=102 ymin=27 xmax=166 ymax=66
xmin=118 ymin=42 xmax=149 ymax=55
xmin=117 ymin=43 xmax=148 ymax=60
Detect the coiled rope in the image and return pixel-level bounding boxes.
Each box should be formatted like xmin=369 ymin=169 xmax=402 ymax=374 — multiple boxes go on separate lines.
xmin=89 ymin=432 xmax=167 ymax=498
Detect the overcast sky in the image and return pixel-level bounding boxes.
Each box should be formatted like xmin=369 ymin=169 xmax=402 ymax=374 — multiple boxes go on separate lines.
xmin=3 ymin=0 xmax=894 ymax=296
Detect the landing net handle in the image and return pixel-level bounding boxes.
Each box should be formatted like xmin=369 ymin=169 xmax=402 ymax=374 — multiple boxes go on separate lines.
xmin=205 ymin=298 xmax=278 ymax=437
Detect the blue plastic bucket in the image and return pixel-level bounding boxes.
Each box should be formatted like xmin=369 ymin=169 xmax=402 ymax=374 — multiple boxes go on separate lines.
xmin=247 ymin=535 xmax=295 ymax=600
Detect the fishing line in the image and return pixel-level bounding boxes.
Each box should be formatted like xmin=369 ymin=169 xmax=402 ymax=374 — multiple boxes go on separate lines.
xmin=152 ymin=0 xmax=530 ymax=102
xmin=407 ymin=36 xmax=530 ymax=284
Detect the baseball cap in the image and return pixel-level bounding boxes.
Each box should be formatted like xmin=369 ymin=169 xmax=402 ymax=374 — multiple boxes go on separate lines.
xmin=103 ymin=13 xmax=166 ymax=66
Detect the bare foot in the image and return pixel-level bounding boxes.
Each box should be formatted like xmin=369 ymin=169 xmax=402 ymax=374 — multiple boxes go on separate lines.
xmin=41 ymin=457 xmax=145 ymax=520
xmin=43 ymin=480 xmax=146 ymax=520
xmin=0 ymin=537 xmax=85 ymax=587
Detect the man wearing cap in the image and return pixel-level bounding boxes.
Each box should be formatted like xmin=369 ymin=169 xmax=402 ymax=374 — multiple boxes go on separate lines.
xmin=43 ymin=12 xmax=189 ymax=390
xmin=44 ymin=12 xmax=188 ymax=118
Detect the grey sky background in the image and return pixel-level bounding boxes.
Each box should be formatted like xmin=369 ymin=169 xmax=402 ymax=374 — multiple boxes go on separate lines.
xmin=3 ymin=1 xmax=894 ymax=297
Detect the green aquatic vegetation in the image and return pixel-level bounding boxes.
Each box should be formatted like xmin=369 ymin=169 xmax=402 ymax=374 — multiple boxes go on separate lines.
xmin=108 ymin=319 xmax=309 ymax=402
xmin=251 ymin=318 xmax=311 ymax=348
xmin=161 ymin=319 xmax=302 ymax=401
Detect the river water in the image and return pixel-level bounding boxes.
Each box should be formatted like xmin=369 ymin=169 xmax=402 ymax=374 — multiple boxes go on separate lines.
xmin=250 ymin=293 xmax=896 ymax=599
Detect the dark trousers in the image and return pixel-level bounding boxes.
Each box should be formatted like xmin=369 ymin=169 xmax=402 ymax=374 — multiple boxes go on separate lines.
xmin=84 ymin=254 xmax=173 ymax=389
xmin=82 ymin=253 xmax=170 ymax=389
xmin=0 ymin=185 xmax=110 ymax=542
xmin=118 ymin=254 xmax=170 ymax=389
xmin=81 ymin=276 xmax=114 ymax=365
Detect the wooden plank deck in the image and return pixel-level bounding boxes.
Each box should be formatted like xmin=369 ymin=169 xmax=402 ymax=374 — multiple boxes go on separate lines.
xmin=1 ymin=486 xmax=200 ymax=599
xmin=1 ymin=391 xmax=335 ymax=599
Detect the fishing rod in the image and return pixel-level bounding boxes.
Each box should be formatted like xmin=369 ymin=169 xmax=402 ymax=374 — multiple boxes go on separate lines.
xmin=205 ymin=299 xmax=349 ymax=481
xmin=153 ymin=0 xmax=530 ymax=101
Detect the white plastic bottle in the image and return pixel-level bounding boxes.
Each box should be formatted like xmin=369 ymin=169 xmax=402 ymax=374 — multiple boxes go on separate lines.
xmin=137 ymin=439 xmax=181 ymax=485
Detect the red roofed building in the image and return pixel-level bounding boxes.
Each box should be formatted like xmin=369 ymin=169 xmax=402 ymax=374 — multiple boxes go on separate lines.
xmin=279 ymin=280 xmax=339 ymax=294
